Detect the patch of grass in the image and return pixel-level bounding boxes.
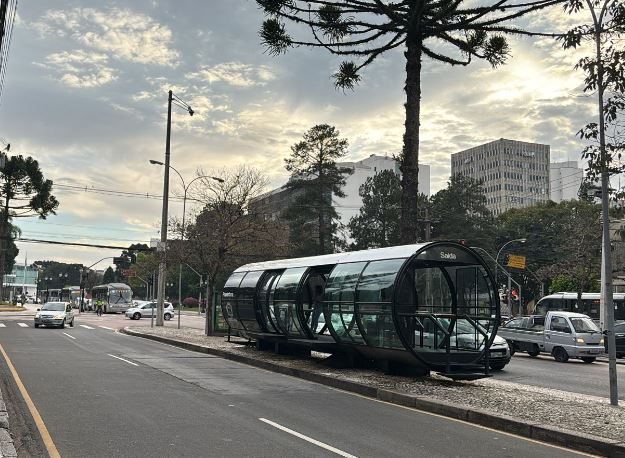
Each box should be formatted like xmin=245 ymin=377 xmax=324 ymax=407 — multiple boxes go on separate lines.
xmin=0 ymin=305 xmax=27 ymax=312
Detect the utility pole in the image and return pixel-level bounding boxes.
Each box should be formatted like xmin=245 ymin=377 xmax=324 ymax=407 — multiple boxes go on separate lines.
xmin=424 ymin=207 xmax=431 ymax=242
xmin=155 ymin=90 xmax=173 ymax=327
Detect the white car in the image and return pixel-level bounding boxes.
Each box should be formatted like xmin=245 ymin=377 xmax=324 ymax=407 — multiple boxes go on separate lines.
xmin=126 ymin=301 xmax=174 ymax=320
xmin=34 ymin=302 xmax=75 ymax=328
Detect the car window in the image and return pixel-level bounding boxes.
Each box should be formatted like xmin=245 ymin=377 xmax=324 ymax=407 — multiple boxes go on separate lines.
xmin=550 ymin=316 xmax=571 ymax=333
xmin=41 ymin=303 xmax=65 ymax=311
xmin=143 ymin=304 xmax=153 ymax=309
xmin=613 ymin=323 xmax=625 ymax=333
xmin=505 ymin=318 xmax=523 ymax=328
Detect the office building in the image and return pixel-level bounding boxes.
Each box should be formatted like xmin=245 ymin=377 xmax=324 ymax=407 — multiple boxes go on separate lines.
xmin=451 ymin=138 xmax=551 ymax=215
xmin=550 ymin=161 xmax=583 ymax=202
xmin=250 ymin=154 xmax=431 ymax=227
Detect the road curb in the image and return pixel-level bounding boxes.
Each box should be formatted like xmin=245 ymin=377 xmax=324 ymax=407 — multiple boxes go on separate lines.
xmin=122 ymin=328 xmax=625 ymax=457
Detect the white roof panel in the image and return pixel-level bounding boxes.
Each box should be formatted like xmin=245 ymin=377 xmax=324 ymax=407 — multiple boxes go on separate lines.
xmin=234 ymin=243 xmax=433 ymax=273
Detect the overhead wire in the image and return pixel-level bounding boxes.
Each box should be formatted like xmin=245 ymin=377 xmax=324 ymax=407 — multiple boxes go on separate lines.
xmin=0 ymin=0 xmax=17 ymax=107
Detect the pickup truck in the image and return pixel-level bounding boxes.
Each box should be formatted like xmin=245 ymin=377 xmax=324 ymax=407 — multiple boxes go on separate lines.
xmin=498 ymin=311 xmax=604 ymax=363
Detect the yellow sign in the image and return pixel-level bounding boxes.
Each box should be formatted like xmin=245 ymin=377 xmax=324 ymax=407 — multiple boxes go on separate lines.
xmin=506 ymin=254 xmax=526 ymax=269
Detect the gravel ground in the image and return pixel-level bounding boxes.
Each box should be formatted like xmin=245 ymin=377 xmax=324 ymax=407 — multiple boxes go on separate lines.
xmin=128 ymin=326 xmax=625 ymax=442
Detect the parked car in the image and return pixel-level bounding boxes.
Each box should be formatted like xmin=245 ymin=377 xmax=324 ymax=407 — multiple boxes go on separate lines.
xmin=605 ymin=322 xmax=625 ymax=358
xmin=34 ymin=302 xmax=75 ymax=329
xmin=498 ymin=311 xmax=604 ymax=363
xmin=125 ymin=301 xmax=174 ymax=320
xmin=421 ymin=318 xmax=511 ymax=371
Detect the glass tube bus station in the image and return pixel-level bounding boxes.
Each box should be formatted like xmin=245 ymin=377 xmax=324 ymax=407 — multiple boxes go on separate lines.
xmin=221 ymin=242 xmax=500 ymax=377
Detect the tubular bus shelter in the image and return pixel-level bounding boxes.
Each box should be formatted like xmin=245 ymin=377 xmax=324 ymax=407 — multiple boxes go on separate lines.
xmin=222 ymin=242 xmax=500 ymax=375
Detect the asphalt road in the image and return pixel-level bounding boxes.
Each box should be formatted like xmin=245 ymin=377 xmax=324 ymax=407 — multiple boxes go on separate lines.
xmin=0 ymin=317 xmax=583 ymax=457
xmin=494 ymin=351 xmax=625 ymax=400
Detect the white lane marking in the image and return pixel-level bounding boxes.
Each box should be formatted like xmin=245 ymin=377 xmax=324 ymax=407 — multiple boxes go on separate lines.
xmin=79 ymin=325 xmax=94 ymax=330
xmin=107 ymin=354 xmax=139 ymax=366
xmin=62 ymin=333 xmax=76 ymax=340
xmin=0 ymin=323 xmax=5 ymax=327
xmin=259 ymin=418 xmax=358 ymax=458
xmin=99 ymin=326 xmax=114 ymax=330
xmin=17 ymin=323 xmax=28 ymax=328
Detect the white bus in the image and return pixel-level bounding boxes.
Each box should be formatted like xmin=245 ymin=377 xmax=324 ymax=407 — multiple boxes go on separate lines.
xmin=91 ymin=283 xmax=133 ymax=313
xmin=534 ymin=292 xmax=625 ymax=322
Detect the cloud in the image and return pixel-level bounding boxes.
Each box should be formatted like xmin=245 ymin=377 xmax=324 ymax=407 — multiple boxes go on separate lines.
xmin=33 ymin=7 xmax=180 ymax=66
xmin=186 ymin=62 xmax=277 ymax=87
xmin=35 ymin=50 xmax=117 ymax=88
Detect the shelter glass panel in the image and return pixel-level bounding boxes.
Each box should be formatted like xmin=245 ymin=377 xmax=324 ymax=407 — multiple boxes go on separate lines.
xmin=356 ymin=259 xmax=405 ymax=349
xmin=257 ymin=271 xmax=281 ymax=333
xmin=237 ymin=271 xmax=263 ymax=333
xmin=222 ymin=272 xmax=246 ymax=332
xmin=324 ymin=262 xmax=367 ymax=344
xmin=272 ymin=267 xmax=308 ymax=337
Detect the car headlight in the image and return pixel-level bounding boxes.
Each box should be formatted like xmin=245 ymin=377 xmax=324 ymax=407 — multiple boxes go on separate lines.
xmin=35 ymin=313 xmax=40 ymax=318
xmin=600 ymin=338 xmax=604 ymax=345
xmin=576 ymin=337 xmax=585 ymax=344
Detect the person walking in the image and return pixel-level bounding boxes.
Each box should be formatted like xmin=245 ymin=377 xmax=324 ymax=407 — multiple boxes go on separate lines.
xmin=95 ymin=299 xmax=103 ymax=316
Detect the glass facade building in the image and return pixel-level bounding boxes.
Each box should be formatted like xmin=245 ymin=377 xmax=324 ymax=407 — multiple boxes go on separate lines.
xmin=222 ymin=242 xmax=500 ymax=373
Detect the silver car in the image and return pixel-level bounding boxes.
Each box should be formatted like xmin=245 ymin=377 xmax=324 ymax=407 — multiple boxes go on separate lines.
xmin=34 ymin=302 xmax=75 ymax=328
xmin=125 ymin=301 xmax=174 ymax=320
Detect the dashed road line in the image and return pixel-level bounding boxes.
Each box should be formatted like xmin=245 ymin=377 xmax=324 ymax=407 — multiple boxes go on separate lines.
xmin=79 ymin=325 xmax=94 ymax=330
xmin=99 ymin=326 xmax=114 ymax=330
xmin=17 ymin=323 xmax=28 ymax=328
xmin=62 ymin=333 xmax=76 ymax=340
xmin=0 ymin=323 xmax=5 ymax=327
xmin=107 ymin=354 xmax=139 ymax=366
xmin=259 ymin=418 xmax=358 ymax=458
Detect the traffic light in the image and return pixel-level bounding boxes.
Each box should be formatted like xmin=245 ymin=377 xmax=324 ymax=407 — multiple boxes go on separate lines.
xmin=113 ymin=256 xmax=130 ymax=269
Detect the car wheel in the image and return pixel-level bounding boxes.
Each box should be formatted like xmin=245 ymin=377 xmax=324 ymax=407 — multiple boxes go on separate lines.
xmin=527 ymin=344 xmax=540 ymax=357
xmin=489 ymin=362 xmax=507 ymax=371
xmin=617 ymin=353 xmax=624 ymax=359
xmin=133 ymin=312 xmax=141 ymax=320
xmin=552 ymin=346 xmax=569 ymax=362
xmin=506 ymin=341 xmax=515 ymax=356
xmin=59 ymin=319 xmax=65 ymax=329
xmin=34 ymin=324 xmax=39 ymax=328
xmin=581 ymin=357 xmax=596 ymax=363
xmin=164 ymin=313 xmax=172 ymax=321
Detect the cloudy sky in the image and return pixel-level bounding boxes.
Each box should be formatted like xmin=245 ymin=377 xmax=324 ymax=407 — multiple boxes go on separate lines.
xmin=0 ymin=0 xmax=598 ymax=268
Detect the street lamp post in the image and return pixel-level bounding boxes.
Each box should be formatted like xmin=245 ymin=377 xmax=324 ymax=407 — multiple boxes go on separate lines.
xmin=495 ymin=238 xmax=526 ymax=316
xmin=150 ymin=160 xmax=223 ymax=329
xmin=155 ymin=90 xmax=194 ymax=327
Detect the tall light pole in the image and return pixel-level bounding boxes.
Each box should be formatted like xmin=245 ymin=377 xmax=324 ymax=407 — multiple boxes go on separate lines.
xmin=155 ymin=90 xmax=194 ymax=326
xmin=495 ymin=238 xmax=526 ymax=316
xmin=150 ymin=160 xmax=223 ymax=329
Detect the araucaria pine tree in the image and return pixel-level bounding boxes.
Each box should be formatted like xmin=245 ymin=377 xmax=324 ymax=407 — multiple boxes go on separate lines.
xmin=256 ymin=0 xmax=562 ymax=243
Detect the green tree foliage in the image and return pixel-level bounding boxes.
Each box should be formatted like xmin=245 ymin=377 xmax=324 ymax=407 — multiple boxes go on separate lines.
xmin=103 ymin=266 xmax=115 ymax=284
xmin=559 ymin=0 xmax=625 ymax=182
xmin=550 ymin=274 xmax=599 ymax=294
xmin=256 ymin=0 xmax=559 ymax=244
xmin=430 ymin=175 xmax=494 ymax=248
xmin=34 ymin=261 xmax=83 ymax=290
xmin=497 ymin=201 xmax=602 ymax=304
xmin=0 ymin=155 xmax=58 ymax=297
xmin=185 ymin=166 xmax=290 ymax=333
xmin=348 ymin=169 xmax=401 ymax=249
xmin=283 ymin=124 xmax=352 ymax=255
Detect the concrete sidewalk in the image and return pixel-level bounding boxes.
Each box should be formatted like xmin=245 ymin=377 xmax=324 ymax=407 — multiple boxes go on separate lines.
xmin=123 ymin=326 xmax=625 ymax=457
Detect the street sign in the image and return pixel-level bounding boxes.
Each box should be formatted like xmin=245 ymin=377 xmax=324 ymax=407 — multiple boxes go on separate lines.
xmin=121 ymin=269 xmax=136 ymax=278
xmin=506 ymin=254 xmax=526 ymax=269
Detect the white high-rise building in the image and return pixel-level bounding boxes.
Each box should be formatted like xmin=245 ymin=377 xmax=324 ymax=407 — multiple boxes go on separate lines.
xmin=550 ymin=161 xmax=583 ymax=202
xmin=335 ymin=154 xmax=430 ymax=227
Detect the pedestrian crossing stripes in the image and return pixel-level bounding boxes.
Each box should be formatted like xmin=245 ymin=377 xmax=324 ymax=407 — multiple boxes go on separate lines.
xmin=17 ymin=323 xmax=28 ymax=328
xmin=0 ymin=324 xmax=5 ymax=328
xmin=79 ymin=325 xmax=95 ymax=330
